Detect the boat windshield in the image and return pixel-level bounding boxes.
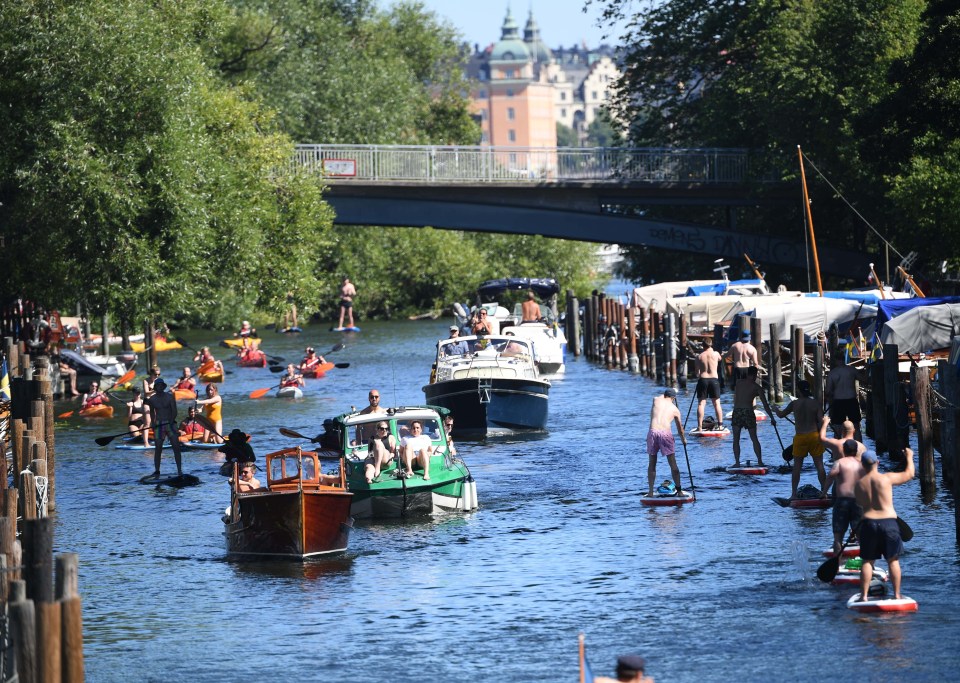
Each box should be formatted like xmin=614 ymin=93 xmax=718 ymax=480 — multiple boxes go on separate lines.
xmin=270 ymin=453 xmax=317 ymax=483
xmin=438 ymin=337 xmax=532 ymax=357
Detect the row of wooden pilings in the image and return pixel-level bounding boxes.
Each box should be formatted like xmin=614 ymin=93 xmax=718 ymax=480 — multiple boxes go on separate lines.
xmin=564 ymin=294 xmax=960 ymax=541
xmin=2 ymin=336 xmax=86 ymax=682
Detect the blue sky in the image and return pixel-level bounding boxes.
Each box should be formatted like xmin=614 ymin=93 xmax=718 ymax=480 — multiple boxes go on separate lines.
xmin=387 ymin=1 xmax=630 ymax=50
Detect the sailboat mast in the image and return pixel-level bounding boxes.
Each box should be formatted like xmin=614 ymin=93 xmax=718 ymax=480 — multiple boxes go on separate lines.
xmin=797 ymin=146 xmax=824 ymax=295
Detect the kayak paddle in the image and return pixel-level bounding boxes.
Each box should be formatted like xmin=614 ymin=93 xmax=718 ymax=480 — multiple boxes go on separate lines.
xmin=249 ymin=383 xmax=283 ymax=399
xmin=279 ymin=427 xmax=319 ymax=442
xmin=58 ymin=367 xmax=137 ymax=418
xmin=897 ymin=516 xmax=914 ymax=542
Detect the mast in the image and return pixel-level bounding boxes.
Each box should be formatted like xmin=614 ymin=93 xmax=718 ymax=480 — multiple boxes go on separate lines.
xmin=797 ymin=146 xmax=823 ymax=295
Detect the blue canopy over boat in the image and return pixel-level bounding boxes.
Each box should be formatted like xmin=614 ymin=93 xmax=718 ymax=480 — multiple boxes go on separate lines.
xmin=477 ymin=278 xmax=560 ymax=299
xmin=876 ymin=296 xmax=960 ymax=331
xmin=806 ymin=290 xmax=909 ymax=306
xmin=684 ymin=279 xmax=765 ymax=296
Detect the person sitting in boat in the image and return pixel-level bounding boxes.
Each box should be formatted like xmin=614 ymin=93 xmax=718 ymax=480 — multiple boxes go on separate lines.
xmin=237 ymin=320 xmax=256 ymax=338
xmin=173 ymin=366 xmax=196 ymax=393
xmin=299 ymin=346 xmax=325 ymax=373
xmin=500 ymin=339 xmax=527 ymax=357
xmin=237 ymin=339 xmax=265 ymax=364
xmin=236 ymin=463 xmax=261 ymax=492
xmin=55 ymin=354 xmax=79 ymax=397
xmin=280 ymin=364 xmax=305 ymax=388
xmin=470 ymin=309 xmax=494 ymax=336
xmin=194 ymin=346 xmax=225 ymax=376
xmin=521 ymin=290 xmax=542 ymax=322
xmin=143 ymin=365 xmax=162 ymax=398
xmin=126 ymin=387 xmax=151 ymax=447
xmin=400 ymin=420 xmax=434 ymax=480
xmin=194 ymin=383 xmax=223 ymax=443
xmin=81 ymin=381 xmax=109 ymax=410
xmin=441 ymin=326 xmax=469 ymax=357
xmin=364 ymin=421 xmax=398 ymax=483
xmin=178 ymin=406 xmax=206 ymax=441
xmin=443 ymin=415 xmax=457 ymax=456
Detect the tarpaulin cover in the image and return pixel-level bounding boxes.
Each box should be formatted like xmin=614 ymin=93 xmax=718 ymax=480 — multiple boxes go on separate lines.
xmin=876 ymin=296 xmax=960 ymax=331
xmin=879 ymin=303 xmax=960 ymax=353
xmin=809 ymin=290 xmax=912 ymax=306
xmin=684 ymin=279 xmax=766 ymax=296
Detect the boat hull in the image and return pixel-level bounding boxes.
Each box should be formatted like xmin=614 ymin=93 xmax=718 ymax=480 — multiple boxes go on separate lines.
xmin=422 ymin=377 xmax=549 ymax=436
xmin=277 ymin=386 xmax=303 ymax=399
xmin=348 ymin=470 xmax=472 ymax=519
xmin=237 ymin=356 xmax=267 ymax=368
xmin=225 ymin=488 xmax=353 ymax=559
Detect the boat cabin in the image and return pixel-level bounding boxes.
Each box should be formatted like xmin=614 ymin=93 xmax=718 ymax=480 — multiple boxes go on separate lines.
xmin=433 ymin=336 xmax=538 ymax=382
xmin=334 ymin=406 xmax=454 ymax=476
xmin=257 ymin=447 xmax=346 ymax=491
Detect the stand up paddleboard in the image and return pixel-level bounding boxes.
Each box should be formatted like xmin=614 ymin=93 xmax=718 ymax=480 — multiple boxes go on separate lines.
xmin=138 ymin=473 xmax=201 ymax=487
xmin=181 ymin=441 xmax=223 ymax=450
xmin=772 ymin=496 xmax=833 ymax=508
xmin=846 ymin=593 xmax=917 ymax=613
xmin=330 ymin=326 xmax=361 ymax=333
xmin=278 ymin=326 xmax=302 ymax=334
xmin=690 ymin=426 xmax=730 ymax=437
xmin=641 ymin=491 xmax=694 ymax=506
xmin=115 ymin=443 xmax=167 ymax=451
xmin=727 ymin=461 xmax=768 ymax=475
xmin=823 ymin=546 xmax=860 ymax=559
xmin=832 ymin=564 xmax=888 ymax=586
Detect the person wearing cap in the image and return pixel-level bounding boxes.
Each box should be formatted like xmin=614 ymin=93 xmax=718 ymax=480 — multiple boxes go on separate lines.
xmin=854 ymin=447 xmax=915 ymax=601
xmin=645 ymin=389 xmax=686 ymax=497
xmin=442 ymin=326 xmax=469 ymax=357
xmin=594 ymin=655 xmax=654 ymax=683
xmin=220 ymin=428 xmax=256 ymax=465
xmin=731 ymin=366 xmax=776 ymax=467
xmin=775 ymin=379 xmax=826 ymax=498
xmin=725 ymin=328 xmax=759 ymax=381
xmin=822 ymin=438 xmax=866 ymax=555
xmin=145 ymin=378 xmax=183 ymax=478
xmin=299 ymin=346 xmax=325 ymax=374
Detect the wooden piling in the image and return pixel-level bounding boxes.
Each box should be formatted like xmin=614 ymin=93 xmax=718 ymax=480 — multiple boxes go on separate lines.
xmin=666 ymin=313 xmax=677 ymax=385
xmin=566 ymin=291 xmax=580 ymax=357
xmin=22 ymin=517 xmax=54 ymax=603
xmin=792 ymin=326 xmax=805 ymax=395
xmin=912 ymin=365 xmax=936 ymax=494
xmin=37 ymin=600 xmax=62 ymax=683
xmin=56 ymin=554 xmax=85 ymax=683
xmin=869 ymin=361 xmax=888 ymax=451
xmin=627 ymin=306 xmax=639 ymax=372
xmin=618 ymin=303 xmax=628 ymax=370
xmin=813 ymin=345 xmax=825 ymax=407
xmin=0 ymin=514 xmax=18 ymax=593
xmin=678 ymin=316 xmax=688 ymax=389
xmin=883 ymin=345 xmax=900 ymax=451
xmin=769 ymin=323 xmax=783 ymax=403
xmin=10 ymin=581 xmax=38 ymax=683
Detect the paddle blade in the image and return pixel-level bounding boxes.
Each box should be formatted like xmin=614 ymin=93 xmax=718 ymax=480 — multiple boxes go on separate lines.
xmin=267 ymin=355 xmax=285 ymax=363
xmin=897 ymin=517 xmax=914 ymax=542
xmin=175 ymin=336 xmax=193 ymax=350
xmin=218 ymin=341 xmax=232 ymax=349
xmin=269 ymin=365 xmax=286 ymax=373
xmin=267 ymin=359 xmax=281 ymax=366
xmin=334 ymin=363 xmax=350 ymax=369
xmin=57 ymin=410 xmax=75 ymax=419
xmin=279 ymin=427 xmax=312 ymax=440
xmin=328 ymin=343 xmax=345 ymax=353
xmin=249 ymin=387 xmax=272 ymax=399
xmin=194 ymin=413 xmax=216 ymax=432
xmin=816 ymin=555 xmax=841 ymax=583
xmin=107 ymin=368 xmax=136 ymax=391
xmin=95 ymin=434 xmax=119 ymax=446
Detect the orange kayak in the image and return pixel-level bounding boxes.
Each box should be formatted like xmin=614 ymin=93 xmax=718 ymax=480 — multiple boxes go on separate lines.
xmin=79 ymin=404 xmax=114 ymax=418
xmin=303 ymin=362 xmax=335 ymax=379
xmin=174 ymin=388 xmax=197 ymax=401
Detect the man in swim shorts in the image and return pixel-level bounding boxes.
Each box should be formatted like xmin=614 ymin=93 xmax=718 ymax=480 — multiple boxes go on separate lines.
xmin=731 ymin=366 xmax=775 ymax=467
xmin=725 ymin=329 xmax=758 ymax=381
xmin=776 ymin=380 xmax=826 ymax=498
xmin=855 ymin=448 xmax=914 ymax=601
xmin=823 ymin=439 xmax=865 ymax=555
xmin=694 ymin=338 xmax=723 ymax=432
xmin=338 ymin=277 xmax=356 ymax=329
xmin=645 ymin=388 xmax=686 ymax=496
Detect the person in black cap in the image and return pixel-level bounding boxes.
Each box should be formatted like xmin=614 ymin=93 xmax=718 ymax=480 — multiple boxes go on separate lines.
xmin=645 ymin=389 xmax=686 ymax=497
xmin=145 ymin=378 xmax=183 ymax=478
xmin=220 ymin=429 xmax=256 ymax=464
xmin=725 ymin=328 xmax=758 ymax=381
xmin=594 ymin=655 xmax=654 ymax=682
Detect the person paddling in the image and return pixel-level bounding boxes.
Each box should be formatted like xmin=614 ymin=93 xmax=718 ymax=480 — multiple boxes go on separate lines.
xmin=731 ymin=366 xmax=775 ymax=467
xmin=776 ymin=380 xmax=826 ymax=498
xmin=822 ymin=439 xmax=866 ymax=556
xmin=645 ymin=389 xmax=686 ymax=497
xmin=145 ymin=379 xmax=183 ymax=478
xmin=694 ymin=337 xmax=723 ymax=431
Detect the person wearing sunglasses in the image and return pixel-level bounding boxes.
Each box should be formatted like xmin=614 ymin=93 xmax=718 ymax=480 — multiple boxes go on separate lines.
xmin=364 ymin=422 xmax=398 ymax=483
xmin=354 ymin=389 xmax=385 ymax=443
xmin=443 ymin=416 xmax=457 ymax=456
xmin=471 ymin=309 xmax=494 ymax=336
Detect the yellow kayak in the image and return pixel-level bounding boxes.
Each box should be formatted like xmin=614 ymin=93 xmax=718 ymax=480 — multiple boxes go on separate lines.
xmin=130 ymin=337 xmax=182 ymax=353
xmin=222 ymin=337 xmax=262 ymax=348
xmin=199 ymin=370 xmax=223 ymax=383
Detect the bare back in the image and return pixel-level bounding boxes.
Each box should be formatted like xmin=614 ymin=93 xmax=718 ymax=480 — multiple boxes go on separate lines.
xmin=788 ymin=397 xmax=821 ymax=433
xmin=856 ymin=449 xmax=915 ymax=519
xmin=521 ymin=300 xmax=541 ymax=321
xmin=696 ymin=349 xmax=721 ymax=378
xmin=729 ymin=341 xmax=758 ymax=368
xmin=830 ymin=456 xmax=864 ymax=498
xmin=649 ymin=396 xmax=680 ymax=432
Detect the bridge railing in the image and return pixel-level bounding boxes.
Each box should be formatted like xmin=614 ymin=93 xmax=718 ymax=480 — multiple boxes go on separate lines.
xmin=293 ymin=145 xmax=750 ymax=183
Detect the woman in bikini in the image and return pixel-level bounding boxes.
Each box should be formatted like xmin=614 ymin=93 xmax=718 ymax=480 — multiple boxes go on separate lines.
xmin=126 ymin=387 xmax=151 ymax=447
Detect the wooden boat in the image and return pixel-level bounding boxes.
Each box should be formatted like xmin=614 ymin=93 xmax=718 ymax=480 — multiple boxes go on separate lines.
xmin=423 ymin=334 xmax=550 ymax=437
xmin=79 ymin=404 xmax=114 ymax=418
xmin=223 ymin=447 xmax=353 ymax=560
xmin=325 ymin=406 xmax=477 ymax=519
xmin=222 ymin=337 xmax=262 ymax=348
xmin=130 ymin=337 xmax=182 ymax=353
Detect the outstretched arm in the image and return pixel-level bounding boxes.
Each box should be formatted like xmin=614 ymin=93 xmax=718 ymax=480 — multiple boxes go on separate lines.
xmin=887 ymin=447 xmax=916 ymax=486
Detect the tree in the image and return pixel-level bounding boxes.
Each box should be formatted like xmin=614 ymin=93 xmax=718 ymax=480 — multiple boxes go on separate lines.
xmin=557 ymin=123 xmax=579 ymax=147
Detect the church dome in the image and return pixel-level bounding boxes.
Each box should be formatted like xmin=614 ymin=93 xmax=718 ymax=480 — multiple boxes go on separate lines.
xmin=523 ymin=11 xmax=553 ymax=63
xmin=489 ymin=8 xmax=530 ymax=62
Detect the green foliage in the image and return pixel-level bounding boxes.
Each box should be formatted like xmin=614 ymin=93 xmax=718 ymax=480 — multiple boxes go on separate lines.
xmin=557 ymin=123 xmax=579 ymax=147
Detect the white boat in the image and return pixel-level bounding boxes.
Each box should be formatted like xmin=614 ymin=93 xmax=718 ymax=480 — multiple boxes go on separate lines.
xmin=277 ymin=386 xmax=303 ymax=399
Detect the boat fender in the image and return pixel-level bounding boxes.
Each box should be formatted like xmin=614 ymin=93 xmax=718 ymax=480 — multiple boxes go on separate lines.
xmin=453 ymin=302 xmax=468 ymax=320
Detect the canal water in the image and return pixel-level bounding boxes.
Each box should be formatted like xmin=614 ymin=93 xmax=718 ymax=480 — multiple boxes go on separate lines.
xmin=51 ymin=320 xmax=960 ymax=682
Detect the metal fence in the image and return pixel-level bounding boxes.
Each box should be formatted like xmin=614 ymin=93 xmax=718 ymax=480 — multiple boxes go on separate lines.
xmin=293 ymin=144 xmax=751 ymax=184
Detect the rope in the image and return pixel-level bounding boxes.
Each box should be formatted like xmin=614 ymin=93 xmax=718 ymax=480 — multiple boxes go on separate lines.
xmin=35 ymin=475 xmax=48 ymax=518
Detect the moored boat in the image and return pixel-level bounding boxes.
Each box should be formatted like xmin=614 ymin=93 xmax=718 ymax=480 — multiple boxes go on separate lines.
xmin=423 ymin=335 xmax=549 ymax=437
xmin=223 ymin=447 xmax=353 ymax=560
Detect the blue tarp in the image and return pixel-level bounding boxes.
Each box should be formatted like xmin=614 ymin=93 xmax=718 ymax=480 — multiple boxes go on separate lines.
xmin=809 ymin=290 xmax=888 ymax=306
xmin=684 ymin=279 xmax=764 ymax=296
xmin=876 ymin=296 xmax=960 ymax=331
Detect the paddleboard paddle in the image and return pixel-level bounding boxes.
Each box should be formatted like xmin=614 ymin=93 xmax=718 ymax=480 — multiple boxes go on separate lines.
xmin=682 ymin=390 xmax=695 ymax=430
xmin=95 ymin=424 xmax=148 ymax=446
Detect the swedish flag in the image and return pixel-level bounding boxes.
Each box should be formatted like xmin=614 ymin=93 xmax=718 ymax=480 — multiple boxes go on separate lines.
xmin=0 ymin=359 xmax=9 ymax=400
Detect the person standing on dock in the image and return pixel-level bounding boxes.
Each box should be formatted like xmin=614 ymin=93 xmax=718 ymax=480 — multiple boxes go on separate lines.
xmin=146 ymin=379 xmax=183 ymax=478
xmin=731 ymin=366 xmax=775 ymax=467
xmin=855 ymin=448 xmax=914 ymax=601
xmin=338 ymin=277 xmax=356 ymax=329
xmin=695 ymin=338 xmax=723 ymax=431
xmin=725 ymin=329 xmax=758 ymax=381
xmin=776 ymin=380 xmax=826 ymax=498
xmin=822 ymin=439 xmax=865 ymax=556
xmin=825 ymin=356 xmax=862 ymax=440
xmin=645 ymin=388 xmax=686 ymax=496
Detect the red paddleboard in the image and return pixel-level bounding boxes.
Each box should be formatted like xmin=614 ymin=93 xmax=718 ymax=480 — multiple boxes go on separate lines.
xmin=846 ymin=593 xmax=917 ymax=613
xmin=823 ymin=546 xmax=860 ymax=559
xmin=727 ymin=462 xmax=768 ymax=475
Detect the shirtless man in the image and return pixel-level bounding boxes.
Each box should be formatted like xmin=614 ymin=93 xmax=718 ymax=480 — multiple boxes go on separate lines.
xmin=819 ymin=415 xmax=864 ymax=462
xmin=694 ymin=338 xmax=723 ymax=431
xmin=338 ymin=277 xmax=357 ymax=329
xmin=725 ymin=329 xmax=759 ymax=381
xmin=776 ymin=380 xmax=826 ymax=498
xmin=825 ymin=357 xmax=862 ymax=440
xmin=645 ymin=389 xmax=686 ymax=496
xmin=822 ymin=439 xmax=865 ymax=555
xmin=145 ymin=379 xmax=183 ymax=478
xmin=855 ymin=448 xmax=915 ymax=601
xmin=173 ymin=366 xmax=196 ymax=393
xmin=521 ymin=291 xmax=542 ymax=322
xmin=400 ymin=420 xmax=434 ymax=479
xmin=731 ymin=366 xmax=775 ymax=467
xmin=237 ymin=464 xmax=261 ymax=492
xmin=354 ymin=389 xmax=385 ymax=444
xmin=364 ymin=421 xmax=397 ymax=483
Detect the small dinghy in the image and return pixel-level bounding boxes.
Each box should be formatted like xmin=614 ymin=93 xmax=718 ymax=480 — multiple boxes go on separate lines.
xmin=846 ymin=593 xmax=917 ymax=613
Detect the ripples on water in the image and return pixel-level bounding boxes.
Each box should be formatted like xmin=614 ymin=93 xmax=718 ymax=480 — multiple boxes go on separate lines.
xmin=51 ymin=322 xmax=960 ymax=682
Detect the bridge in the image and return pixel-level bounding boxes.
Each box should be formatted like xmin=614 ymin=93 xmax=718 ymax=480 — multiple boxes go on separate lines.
xmin=294 ymin=145 xmax=871 ymax=276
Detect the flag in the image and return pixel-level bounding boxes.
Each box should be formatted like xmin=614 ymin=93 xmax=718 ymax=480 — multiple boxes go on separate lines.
xmin=0 ymin=359 xmax=10 ymax=400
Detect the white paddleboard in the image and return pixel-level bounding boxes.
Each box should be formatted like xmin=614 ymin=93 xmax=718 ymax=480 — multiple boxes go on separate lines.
xmin=641 ymin=491 xmax=695 ymax=506
xmin=115 ymin=443 xmax=167 ymax=450
xmin=690 ymin=427 xmax=730 ymax=437
xmin=846 ymin=593 xmax=917 ymax=613
xmin=832 ymin=566 xmax=888 ymax=586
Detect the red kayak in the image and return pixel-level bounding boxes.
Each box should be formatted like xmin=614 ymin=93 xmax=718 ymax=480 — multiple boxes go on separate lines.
xmin=238 ymin=353 xmax=267 ymax=368
xmin=303 ymin=362 xmax=335 ymax=379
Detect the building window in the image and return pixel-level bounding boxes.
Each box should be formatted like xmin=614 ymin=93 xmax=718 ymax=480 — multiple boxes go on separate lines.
xmin=560 ymin=92 xmax=567 ymax=101
xmin=507 ymin=107 xmax=515 ymax=120
xmin=479 ymin=89 xmax=487 ymax=99
xmin=506 ymin=88 xmax=514 ymax=98
xmin=561 ymin=108 xmax=567 ymax=117
xmin=509 ymin=130 xmax=516 ymax=142
xmin=592 ymin=91 xmax=598 ymax=100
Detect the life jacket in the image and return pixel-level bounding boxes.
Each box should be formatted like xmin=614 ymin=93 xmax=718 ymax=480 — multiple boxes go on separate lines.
xmin=302 ymin=356 xmax=320 ymax=370
xmin=281 ymin=376 xmax=300 ymax=388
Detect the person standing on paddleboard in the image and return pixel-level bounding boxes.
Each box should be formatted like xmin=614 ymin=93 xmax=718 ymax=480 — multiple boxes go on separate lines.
xmin=825 ymin=356 xmax=862 ymax=440
xmin=645 ymin=389 xmax=686 ymax=497
xmin=822 ymin=439 xmax=866 ymax=556
xmin=731 ymin=366 xmax=775 ymax=467
xmin=775 ymin=380 xmax=826 ymax=498
xmin=819 ymin=415 xmax=864 ymax=462
xmin=694 ymin=337 xmax=723 ymax=432
xmin=338 ymin=277 xmax=357 ymax=330
xmin=146 ymin=379 xmax=183 ymax=478
xmin=854 ymin=448 xmax=914 ymax=601
xmin=725 ymin=329 xmax=758 ymax=381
